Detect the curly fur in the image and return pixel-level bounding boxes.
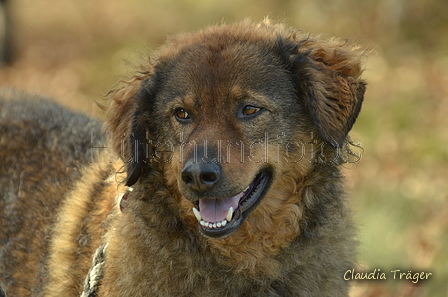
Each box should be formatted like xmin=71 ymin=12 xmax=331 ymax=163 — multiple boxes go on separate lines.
xmin=0 ymin=20 xmax=366 ymax=297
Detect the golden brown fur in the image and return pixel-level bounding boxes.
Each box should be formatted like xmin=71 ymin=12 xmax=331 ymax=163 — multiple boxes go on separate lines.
xmin=0 ymin=20 xmax=366 ymax=296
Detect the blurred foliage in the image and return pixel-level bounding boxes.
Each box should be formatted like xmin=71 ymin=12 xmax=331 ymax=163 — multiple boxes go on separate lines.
xmin=0 ymin=0 xmax=447 ymax=296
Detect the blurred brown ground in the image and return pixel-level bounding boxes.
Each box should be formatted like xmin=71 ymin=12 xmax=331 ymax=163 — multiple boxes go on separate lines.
xmin=0 ymin=0 xmax=447 ymax=296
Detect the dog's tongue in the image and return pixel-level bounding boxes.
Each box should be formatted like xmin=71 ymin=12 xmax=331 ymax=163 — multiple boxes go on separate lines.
xmin=199 ymin=192 xmax=243 ymax=222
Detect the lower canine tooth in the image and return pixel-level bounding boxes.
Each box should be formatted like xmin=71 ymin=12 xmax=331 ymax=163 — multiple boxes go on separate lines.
xmin=192 ymin=208 xmax=202 ymax=221
xmin=226 ymin=207 xmax=234 ymax=222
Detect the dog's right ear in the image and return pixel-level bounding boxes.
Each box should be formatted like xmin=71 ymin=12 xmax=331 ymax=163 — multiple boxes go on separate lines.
xmin=107 ymin=74 xmax=155 ymax=186
xmin=300 ymin=41 xmax=366 ymax=147
xmin=278 ymin=37 xmax=366 ymax=147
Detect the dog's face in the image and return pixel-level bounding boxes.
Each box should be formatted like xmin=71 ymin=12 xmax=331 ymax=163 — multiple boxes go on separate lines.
xmin=108 ymin=21 xmax=365 ymax=241
xmin=149 ymin=42 xmax=310 ymax=238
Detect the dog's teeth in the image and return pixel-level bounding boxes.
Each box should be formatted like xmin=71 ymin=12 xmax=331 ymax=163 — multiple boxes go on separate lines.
xmin=226 ymin=207 xmax=234 ymax=222
xmin=192 ymin=208 xmax=202 ymax=222
xmin=200 ymin=219 xmax=229 ymax=229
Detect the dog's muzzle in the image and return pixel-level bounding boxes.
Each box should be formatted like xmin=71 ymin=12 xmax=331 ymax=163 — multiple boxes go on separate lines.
xmin=181 ymin=159 xmax=273 ymax=238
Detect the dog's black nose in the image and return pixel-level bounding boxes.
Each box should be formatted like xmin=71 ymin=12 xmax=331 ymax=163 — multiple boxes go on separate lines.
xmin=181 ymin=160 xmax=221 ymax=192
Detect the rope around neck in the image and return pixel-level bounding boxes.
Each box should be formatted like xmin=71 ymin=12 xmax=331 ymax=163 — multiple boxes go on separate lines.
xmin=80 ymin=243 xmax=108 ymax=297
xmin=80 ymin=186 xmax=130 ymax=296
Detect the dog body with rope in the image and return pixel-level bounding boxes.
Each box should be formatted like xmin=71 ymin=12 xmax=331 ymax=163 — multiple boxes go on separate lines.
xmin=0 ymin=20 xmax=366 ymax=296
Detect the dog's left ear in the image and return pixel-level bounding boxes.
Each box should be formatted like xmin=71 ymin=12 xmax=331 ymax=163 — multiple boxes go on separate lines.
xmin=107 ymin=75 xmax=155 ymax=186
xmin=290 ymin=40 xmax=366 ymax=146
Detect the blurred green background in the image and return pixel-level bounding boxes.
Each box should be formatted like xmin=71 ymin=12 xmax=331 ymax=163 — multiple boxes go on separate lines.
xmin=0 ymin=0 xmax=447 ymax=296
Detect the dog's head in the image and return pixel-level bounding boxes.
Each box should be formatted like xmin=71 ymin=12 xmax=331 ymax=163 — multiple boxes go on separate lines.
xmin=107 ymin=21 xmax=365 ymax=241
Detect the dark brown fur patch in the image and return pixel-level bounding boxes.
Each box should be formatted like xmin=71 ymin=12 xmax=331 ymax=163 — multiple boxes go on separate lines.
xmin=0 ymin=20 xmax=366 ymax=296
xmin=0 ymin=90 xmax=106 ymax=295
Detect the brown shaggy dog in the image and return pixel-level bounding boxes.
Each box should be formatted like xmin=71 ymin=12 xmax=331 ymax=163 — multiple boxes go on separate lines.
xmin=0 ymin=20 xmax=366 ymax=296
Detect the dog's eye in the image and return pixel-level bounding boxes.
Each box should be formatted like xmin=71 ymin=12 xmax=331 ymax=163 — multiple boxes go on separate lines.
xmin=242 ymin=105 xmax=262 ymax=116
xmin=174 ymin=108 xmax=191 ymax=121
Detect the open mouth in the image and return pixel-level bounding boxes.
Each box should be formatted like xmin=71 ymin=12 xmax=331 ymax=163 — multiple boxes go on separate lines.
xmin=191 ymin=168 xmax=273 ymax=238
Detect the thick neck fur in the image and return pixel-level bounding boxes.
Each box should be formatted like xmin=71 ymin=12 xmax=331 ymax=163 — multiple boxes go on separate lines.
xmin=100 ymin=163 xmax=354 ymax=296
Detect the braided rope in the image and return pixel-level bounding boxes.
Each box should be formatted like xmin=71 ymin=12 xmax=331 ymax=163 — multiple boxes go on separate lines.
xmin=80 ymin=243 xmax=108 ymax=297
